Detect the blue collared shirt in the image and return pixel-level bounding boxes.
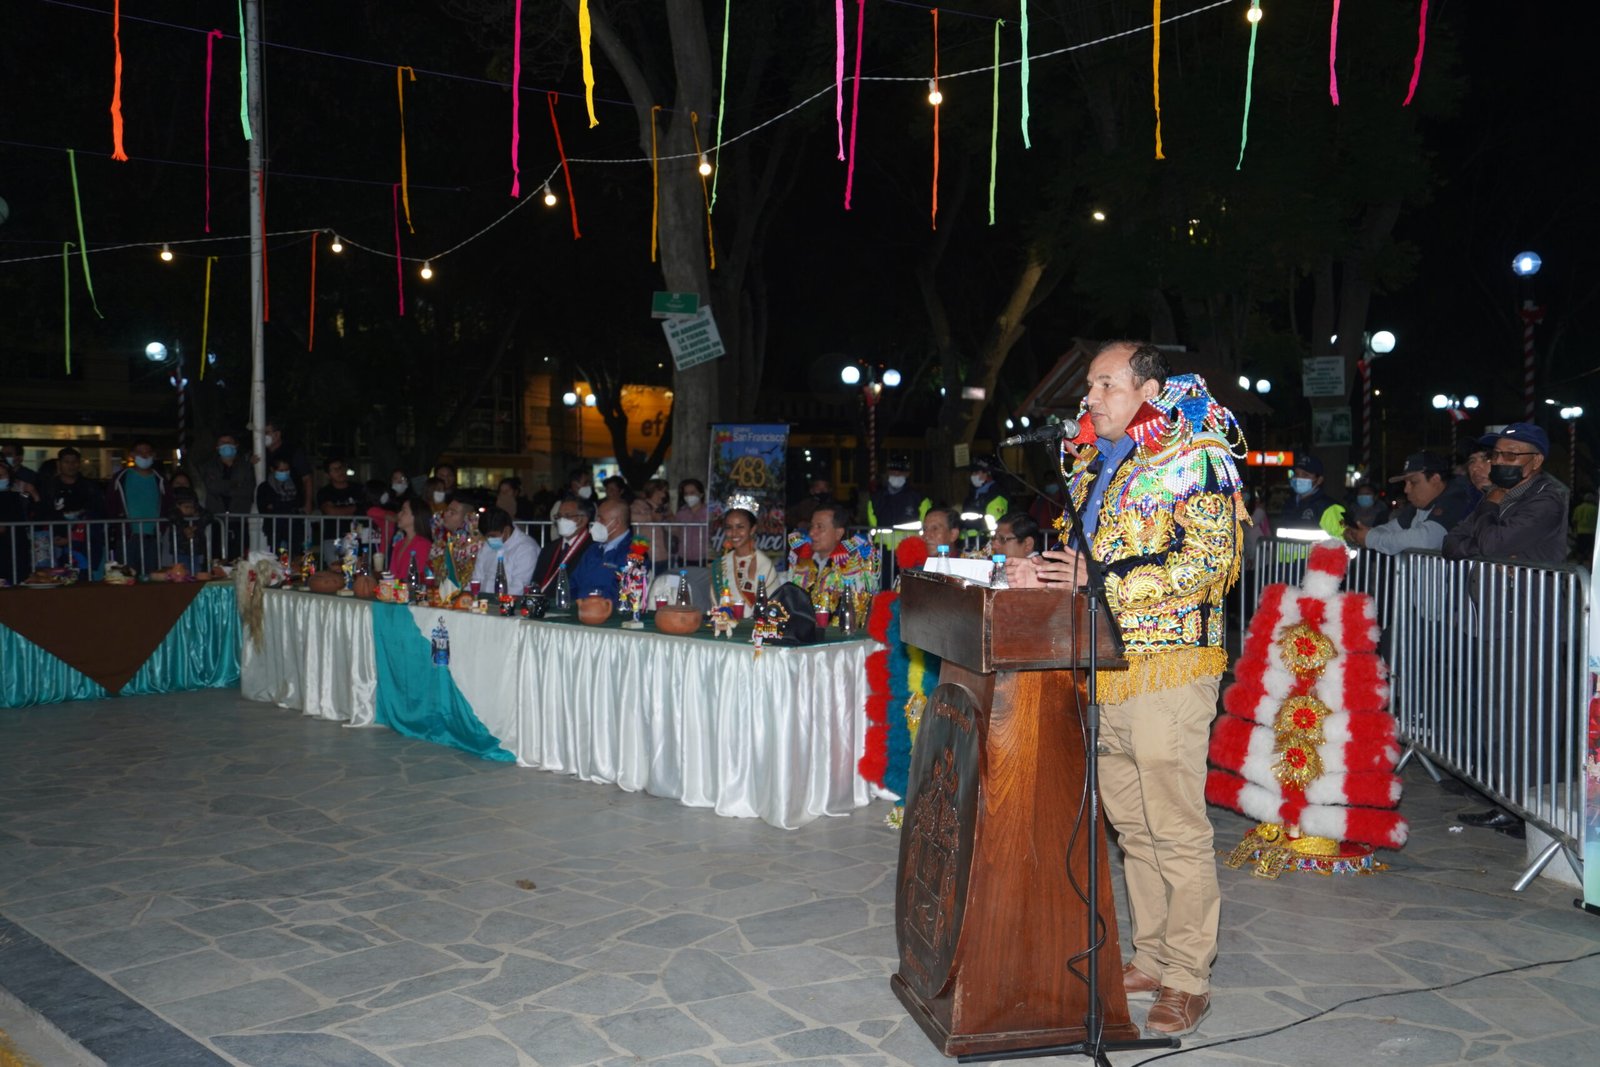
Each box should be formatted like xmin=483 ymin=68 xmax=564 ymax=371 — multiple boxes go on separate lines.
xmin=1081 ymin=436 xmax=1136 ymax=539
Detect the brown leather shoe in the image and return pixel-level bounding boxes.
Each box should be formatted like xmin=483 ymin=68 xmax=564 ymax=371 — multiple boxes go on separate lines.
xmin=1122 ymin=962 xmax=1160 ymax=1001
xmin=1145 ymin=987 xmax=1209 ymax=1036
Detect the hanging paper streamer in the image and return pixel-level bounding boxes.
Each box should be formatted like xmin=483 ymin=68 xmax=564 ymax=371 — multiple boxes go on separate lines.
xmin=204 ymin=29 xmax=224 ymax=231
xmin=649 ymin=105 xmax=662 ymax=262
xmin=62 ymin=243 xmax=72 ymax=374
xmin=690 ymin=112 xmax=717 ymax=269
xmin=1152 ymin=0 xmax=1164 ymax=160
xmin=397 ymin=66 xmax=417 ymax=233
xmin=110 ymin=0 xmax=129 ymax=161
xmin=200 ymin=256 xmax=217 ymax=379
xmin=307 ymin=236 xmax=317 ymax=352
xmin=66 ymin=150 xmax=103 ymax=319
xmin=835 ymin=0 xmax=846 ymax=161
xmin=1019 ymin=0 xmax=1031 ymax=149
xmin=392 ymin=184 xmax=406 ymax=316
xmin=988 ymin=19 xmax=1001 ymax=226
xmin=930 ymin=9 xmax=939 ymax=231
xmin=1402 ymin=0 xmax=1428 ymax=106
xmin=509 ymin=0 xmax=524 ymax=197
xmin=710 ymin=0 xmax=731 ymax=211
xmin=236 ymin=0 xmax=252 ymax=140
xmin=1328 ymin=0 xmax=1341 ymax=105
xmin=578 ymin=0 xmax=599 ymax=128
xmin=547 ymin=92 xmax=581 ymax=239
xmin=1236 ymin=1 xmax=1262 ymax=172
xmin=843 ymin=0 xmax=867 ymax=209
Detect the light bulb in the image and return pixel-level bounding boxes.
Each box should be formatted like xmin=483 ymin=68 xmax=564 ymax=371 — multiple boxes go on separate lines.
xmin=543 ymin=183 xmax=557 ymax=207
xmin=1463 ymin=395 xmax=1480 ymax=410
xmin=1256 ymin=379 xmax=1272 ymax=394
xmin=329 ymin=234 xmax=344 ymax=253
xmin=583 ymin=393 xmax=597 ymax=408
xmin=927 ymin=79 xmax=943 ymax=107
xmin=1246 ymin=4 xmax=1263 ymax=24
xmin=840 ymin=365 xmax=862 ymax=386
xmin=1238 ymin=375 xmax=1252 ymax=390
xmin=882 ymin=368 xmax=902 ymax=387
xmin=159 ymin=243 xmax=173 ymax=262
xmin=1431 ymin=394 xmax=1450 ymax=410
xmin=419 ymin=261 xmax=434 ymax=280
xmin=1092 ymin=210 xmax=1107 ymax=222
xmin=697 ymin=154 xmax=712 ymax=177
xmin=562 ymin=391 xmax=578 ymax=407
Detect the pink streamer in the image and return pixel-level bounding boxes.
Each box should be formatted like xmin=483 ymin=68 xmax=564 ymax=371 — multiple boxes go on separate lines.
xmin=1402 ymin=0 xmax=1428 ymax=106
xmin=835 ymin=0 xmax=845 ymax=161
xmin=509 ymin=0 xmax=523 ymax=196
xmin=1328 ymin=0 xmax=1340 ymax=106
xmin=392 ymin=184 xmax=406 ymax=316
xmin=204 ymin=29 xmax=223 ymax=231
xmin=843 ymin=0 xmax=866 ymax=209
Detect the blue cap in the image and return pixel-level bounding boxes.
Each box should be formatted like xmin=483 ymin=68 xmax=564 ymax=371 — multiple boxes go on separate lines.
xmin=1496 ymin=422 xmax=1549 ymax=457
xmin=1291 ymin=455 xmax=1324 ymax=477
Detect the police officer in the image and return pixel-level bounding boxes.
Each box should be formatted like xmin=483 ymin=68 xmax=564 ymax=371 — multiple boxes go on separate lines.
xmin=961 ymin=455 xmax=1010 ymax=542
xmin=867 ymin=454 xmax=930 ymax=551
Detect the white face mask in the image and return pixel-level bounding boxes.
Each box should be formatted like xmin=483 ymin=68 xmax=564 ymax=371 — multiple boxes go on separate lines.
xmin=432 ymin=491 xmax=447 ymax=504
xmin=576 ymin=485 xmax=593 ymax=499
xmin=392 ymin=481 xmax=408 ymax=493
xmin=555 ymin=517 xmax=579 ymax=539
xmin=970 ymin=473 xmax=986 ymax=488
xmin=886 ymin=475 xmax=907 ymax=491
xmin=589 ymin=520 xmax=610 ymax=543
xmin=683 ymin=494 xmax=702 ymax=509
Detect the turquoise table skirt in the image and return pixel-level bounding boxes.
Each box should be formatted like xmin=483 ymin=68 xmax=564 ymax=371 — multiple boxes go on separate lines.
xmin=0 ymin=583 xmax=240 ymax=708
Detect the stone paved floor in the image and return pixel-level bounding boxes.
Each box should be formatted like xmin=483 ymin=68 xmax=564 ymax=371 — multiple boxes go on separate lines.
xmin=1 ymin=690 xmax=1597 ymax=1067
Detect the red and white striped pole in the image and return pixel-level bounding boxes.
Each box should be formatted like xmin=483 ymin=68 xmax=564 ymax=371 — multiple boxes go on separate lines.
xmin=1358 ymin=358 xmax=1372 ymax=472
xmin=1520 ymin=300 xmax=1544 ymax=420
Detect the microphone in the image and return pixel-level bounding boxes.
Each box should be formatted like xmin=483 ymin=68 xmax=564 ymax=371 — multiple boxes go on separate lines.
xmin=999 ymin=419 xmax=1066 ymax=447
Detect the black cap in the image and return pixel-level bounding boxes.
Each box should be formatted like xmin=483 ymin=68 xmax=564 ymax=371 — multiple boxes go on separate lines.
xmin=1388 ymin=451 xmax=1450 ymax=482
xmin=1291 ymin=455 xmax=1324 ymax=477
xmin=885 ymin=453 xmax=911 ymax=472
xmin=964 ymin=454 xmax=999 ymax=473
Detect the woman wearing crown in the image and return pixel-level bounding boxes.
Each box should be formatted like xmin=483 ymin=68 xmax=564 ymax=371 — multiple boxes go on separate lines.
xmin=712 ymin=495 xmax=778 ymax=608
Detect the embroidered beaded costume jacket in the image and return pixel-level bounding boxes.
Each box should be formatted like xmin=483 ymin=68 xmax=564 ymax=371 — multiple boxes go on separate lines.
xmin=1059 ymin=374 xmax=1246 ymax=702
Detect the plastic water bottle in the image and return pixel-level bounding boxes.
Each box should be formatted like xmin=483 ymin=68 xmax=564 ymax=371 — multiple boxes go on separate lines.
xmin=990 ymin=553 xmax=1009 ymax=588
xmin=932 ymin=544 xmax=951 ymax=574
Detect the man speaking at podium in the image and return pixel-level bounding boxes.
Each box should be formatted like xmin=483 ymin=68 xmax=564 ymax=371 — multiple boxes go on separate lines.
xmin=1007 ymin=340 xmax=1245 ymax=1036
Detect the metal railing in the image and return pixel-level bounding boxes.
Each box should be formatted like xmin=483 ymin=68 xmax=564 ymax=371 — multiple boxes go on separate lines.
xmin=1238 ymin=536 xmax=1591 ymax=890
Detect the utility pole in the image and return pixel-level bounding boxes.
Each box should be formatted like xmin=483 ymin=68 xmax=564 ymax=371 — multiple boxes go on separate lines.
xmin=245 ymin=0 xmax=267 ymax=550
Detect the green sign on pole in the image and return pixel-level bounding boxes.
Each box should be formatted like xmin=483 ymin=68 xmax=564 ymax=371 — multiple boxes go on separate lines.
xmin=651 ymin=291 xmax=700 ymax=319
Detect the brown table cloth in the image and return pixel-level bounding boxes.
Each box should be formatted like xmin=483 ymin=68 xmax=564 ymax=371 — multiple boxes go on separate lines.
xmin=0 ymin=581 xmax=208 ymax=694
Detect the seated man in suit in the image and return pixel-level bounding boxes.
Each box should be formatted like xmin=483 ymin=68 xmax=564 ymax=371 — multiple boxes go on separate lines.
xmin=570 ymin=496 xmax=632 ymax=603
xmin=531 ymin=494 xmax=596 ymax=595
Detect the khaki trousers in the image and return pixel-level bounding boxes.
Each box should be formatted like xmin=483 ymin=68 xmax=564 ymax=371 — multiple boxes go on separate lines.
xmin=1098 ymin=676 xmax=1220 ymax=995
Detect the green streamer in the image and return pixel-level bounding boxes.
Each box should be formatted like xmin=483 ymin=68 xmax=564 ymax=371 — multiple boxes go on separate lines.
xmin=66 ymin=150 xmax=103 ymax=319
xmin=989 ymin=19 xmax=1002 ymax=225
xmin=1019 ymin=0 xmax=1031 ymax=148
xmin=237 ymin=0 xmax=253 ymax=140
xmin=62 ymin=242 xmax=72 ymax=374
xmin=710 ymin=0 xmax=731 ymax=211
xmin=1236 ymin=1 xmax=1261 ymax=170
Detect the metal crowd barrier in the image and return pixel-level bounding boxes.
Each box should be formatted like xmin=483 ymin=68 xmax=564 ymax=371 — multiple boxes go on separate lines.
xmin=1237 ymin=536 xmax=1591 ymax=890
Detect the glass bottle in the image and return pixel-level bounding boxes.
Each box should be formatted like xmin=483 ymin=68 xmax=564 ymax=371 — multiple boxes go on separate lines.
xmin=554 ymin=563 xmax=573 ymax=612
xmin=407 ymin=555 xmax=422 ymax=605
xmin=753 ymin=575 xmax=768 ymax=623
xmin=675 ymin=568 xmax=692 ymax=605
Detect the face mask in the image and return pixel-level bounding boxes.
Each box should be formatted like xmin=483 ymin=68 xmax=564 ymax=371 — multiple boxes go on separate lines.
xmin=589 ymin=521 xmax=610 ymax=543
xmin=273 ymin=470 xmax=291 ymax=483
xmin=133 ymin=455 xmax=154 ymax=470
xmin=1356 ymin=494 xmax=1374 ymax=507
xmin=1488 ymin=464 xmax=1525 ymax=490
xmin=486 ymin=537 xmax=505 ymax=551
xmin=432 ymin=491 xmax=447 ymax=504
xmin=970 ymin=473 xmax=986 ymax=488
xmin=683 ymin=494 xmax=702 ymax=509
xmin=1290 ymin=477 xmax=1314 ymax=496
xmin=576 ymin=485 xmax=593 ymax=500
xmin=886 ymin=475 xmax=907 ymax=491
xmin=392 ymin=481 xmax=408 ymax=493
xmin=265 ymin=434 xmax=279 ymax=449
xmin=218 ymin=445 xmax=238 ymax=460
xmin=555 ymin=517 xmax=579 ymax=539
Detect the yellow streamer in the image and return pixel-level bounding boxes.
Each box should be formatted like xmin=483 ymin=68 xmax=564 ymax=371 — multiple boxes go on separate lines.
xmin=579 ymin=0 xmax=599 ymax=128
xmin=649 ymin=105 xmax=662 ymax=262
xmin=397 ymin=66 xmax=416 ymax=233
xmin=199 ymin=256 xmax=217 ymax=381
xmin=690 ymin=111 xmax=716 ymax=270
xmin=1153 ymin=0 xmax=1164 ymax=160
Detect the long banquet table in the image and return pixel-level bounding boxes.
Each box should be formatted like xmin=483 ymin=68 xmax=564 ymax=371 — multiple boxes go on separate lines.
xmin=241 ymin=588 xmax=874 ymax=828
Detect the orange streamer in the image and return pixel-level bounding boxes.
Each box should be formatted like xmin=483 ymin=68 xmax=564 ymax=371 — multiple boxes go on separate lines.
xmin=1153 ymin=0 xmax=1164 ymax=160
xmin=547 ymin=92 xmax=581 ymax=239
xmin=110 ymin=0 xmax=128 ymax=160
xmin=397 ymin=66 xmax=417 ymax=233
xmin=690 ymin=111 xmax=716 ymax=269
xmin=649 ymin=105 xmax=661 ymax=262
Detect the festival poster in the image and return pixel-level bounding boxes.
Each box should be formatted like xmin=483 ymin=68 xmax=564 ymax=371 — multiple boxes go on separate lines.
xmin=708 ymin=424 xmax=789 ymax=557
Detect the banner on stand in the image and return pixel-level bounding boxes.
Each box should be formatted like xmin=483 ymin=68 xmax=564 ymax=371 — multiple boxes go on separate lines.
xmin=707 ymin=424 xmax=789 ymax=557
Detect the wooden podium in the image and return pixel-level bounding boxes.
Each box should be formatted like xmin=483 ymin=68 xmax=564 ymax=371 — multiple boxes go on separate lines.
xmin=891 ymin=569 xmax=1141 ymax=1057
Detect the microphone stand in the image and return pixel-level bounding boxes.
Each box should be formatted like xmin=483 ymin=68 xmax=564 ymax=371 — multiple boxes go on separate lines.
xmin=959 ymin=446 xmax=1178 ymax=1067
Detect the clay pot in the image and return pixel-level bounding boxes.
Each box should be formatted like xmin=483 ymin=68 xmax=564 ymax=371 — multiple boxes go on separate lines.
xmin=352 ymin=573 xmax=378 ymax=600
xmin=576 ymin=595 xmax=614 ymax=625
xmin=653 ymin=604 xmax=702 ymax=636
xmin=308 ymin=571 xmax=343 ymax=594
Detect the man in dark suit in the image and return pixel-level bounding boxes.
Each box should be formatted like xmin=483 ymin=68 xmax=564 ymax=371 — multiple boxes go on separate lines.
xmin=571 ymin=496 xmax=632 ymax=603
xmin=532 ymin=494 xmax=596 ymax=595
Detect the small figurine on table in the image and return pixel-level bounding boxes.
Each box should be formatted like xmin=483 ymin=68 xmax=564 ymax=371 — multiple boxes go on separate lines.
xmin=619 ymin=539 xmax=651 ymax=630
xmin=299 ymin=545 xmax=316 ymax=586
xmin=337 ymin=528 xmax=359 ymax=593
xmin=711 ymin=608 xmax=737 ymax=639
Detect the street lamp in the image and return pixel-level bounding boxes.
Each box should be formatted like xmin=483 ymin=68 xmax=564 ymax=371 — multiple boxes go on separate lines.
xmin=1512 ymin=251 xmax=1542 ymax=277
xmin=839 ymin=360 xmax=901 ymax=488
xmin=1431 ymin=393 xmax=1479 ymax=451
xmin=144 ymin=339 xmax=188 ymax=459
xmin=1560 ymin=405 xmax=1584 ymax=482
xmin=1513 ymin=250 xmax=1544 ymax=419
xmin=1357 ymin=331 xmax=1397 ymax=472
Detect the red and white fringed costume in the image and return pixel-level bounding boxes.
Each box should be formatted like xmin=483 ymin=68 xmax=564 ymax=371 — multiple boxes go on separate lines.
xmin=1207 ymin=540 xmax=1408 ymax=877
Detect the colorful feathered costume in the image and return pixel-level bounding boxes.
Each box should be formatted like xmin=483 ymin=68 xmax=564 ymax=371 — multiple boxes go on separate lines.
xmin=1207 ymin=540 xmax=1408 ymax=877
xmin=861 ymin=538 xmax=940 ymax=825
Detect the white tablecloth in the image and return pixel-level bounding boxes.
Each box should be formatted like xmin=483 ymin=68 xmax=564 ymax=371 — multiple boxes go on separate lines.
xmin=240 ymin=590 xmax=872 ymax=827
